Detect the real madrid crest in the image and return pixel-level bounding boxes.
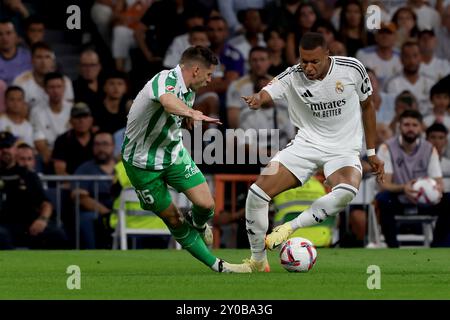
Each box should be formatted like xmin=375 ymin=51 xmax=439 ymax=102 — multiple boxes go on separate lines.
xmin=335 ymin=81 xmax=344 ymax=94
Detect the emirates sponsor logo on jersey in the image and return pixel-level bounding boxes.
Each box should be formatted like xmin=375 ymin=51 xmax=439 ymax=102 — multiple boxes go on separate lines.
xmin=306 ymin=99 xmax=346 ymax=118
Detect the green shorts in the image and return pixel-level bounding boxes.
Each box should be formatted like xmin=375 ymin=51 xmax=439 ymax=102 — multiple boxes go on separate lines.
xmin=123 ymin=148 xmax=205 ymax=213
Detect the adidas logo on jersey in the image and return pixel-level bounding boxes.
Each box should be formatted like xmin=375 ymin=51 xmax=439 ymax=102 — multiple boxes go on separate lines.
xmin=301 ymin=90 xmax=313 ymax=98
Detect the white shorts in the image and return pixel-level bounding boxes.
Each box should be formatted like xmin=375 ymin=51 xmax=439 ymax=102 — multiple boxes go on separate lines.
xmin=270 ymin=137 xmax=362 ymax=185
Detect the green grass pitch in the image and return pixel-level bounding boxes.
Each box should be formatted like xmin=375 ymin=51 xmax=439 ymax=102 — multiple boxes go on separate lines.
xmin=0 ymin=249 xmax=449 ymax=300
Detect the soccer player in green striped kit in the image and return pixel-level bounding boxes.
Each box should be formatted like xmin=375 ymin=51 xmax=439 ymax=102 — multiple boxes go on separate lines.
xmin=122 ymin=46 xmax=251 ymax=273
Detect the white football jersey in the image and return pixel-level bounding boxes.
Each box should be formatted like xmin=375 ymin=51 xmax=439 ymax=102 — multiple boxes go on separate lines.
xmin=263 ymin=56 xmax=372 ymax=154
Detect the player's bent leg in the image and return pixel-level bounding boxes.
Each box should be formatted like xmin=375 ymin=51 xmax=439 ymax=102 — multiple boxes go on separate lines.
xmin=244 ymin=161 xmax=299 ymax=271
xmin=159 ymin=203 xmax=250 ymax=273
xmin=280 ymin=166 xmax=360 ymax=248
xmin=183 ymin=182 xmax=215 ymax=246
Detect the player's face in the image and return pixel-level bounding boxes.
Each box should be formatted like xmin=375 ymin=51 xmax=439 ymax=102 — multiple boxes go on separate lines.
xmin=400 ymin=117 xmax=422 ymax=143
xmin=191 ymin=64 xmax=215 ymax=91
xmin=427 ymin=131 xmax=448 ymax=153
xmin=299 ymin=46 xmax=329 ymax=80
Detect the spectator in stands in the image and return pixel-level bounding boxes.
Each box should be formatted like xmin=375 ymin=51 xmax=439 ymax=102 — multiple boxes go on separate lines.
xmin=389 ymin=90 xmax=419 ymax=135
xmin=13 ymin=42 xmax=74 ymax=110
xmin=133 ymin=0 xmax=187 ymax=68
xmin=391 ymin=7 xmax=419 ymax=47
xmin=92 ymin=71 xmax=131 ymax=134
xmin=408 ymin=0 xmax=441 ymax=31
xmin=23 ymin=15 xmax=45 ymax=48
xmin=338 ymin=0 xmax=372 ymax=57
xmin=264 ymin=0 xmax=301 ymax=35
xmin=162 ymin=11 xmax=206 ymax=69
xmin=163 ymin=26 xmax=210 ymax=69
xmin=436 ymin=4 xmax=450 ymax=61
xmin=0 ymin=79 xmax=6 ymax=112
xmin=328 ymin=40 xmax=348 ymax=56
xmin=191 ymin=16 xmax=244 ymax=128
xmin=376 ymin=110 xmax=444 ymax=247
xmin=30 ymin=72 xmax=72 ymax=168
xmin=426 ymin=123 xmax=450 ymax=246
xmin=71 ymin=131 xmax=116 ymax=249
xmin=111 ymin=0 xmax=153 ymax=72
xmin=0 ymin=86 xmax=33 ymax=146
xmin=264 ymin=27 xmax=289 ymax=77
xmin=0 ymin=0 xmax=30 ymax=21
xmin=131 ymin=0 xmax=189 ymax=91
xmin=90 ymin=0 xmax=116 ymax=47
xmin=217 ymin=0 xmax=270 ymax=35
xmin=385 ymin=41 xmax=434 ymax=117
xmin=226 ymin=46 xmax=272 ymax=130
xmin=418 ymin=29 xmax=450 ymax=83
xmin=423 ymin=82 xmax=450 ymax=128
xmin=205 ymin=16 xmax=244 ymax=94
xmin=356 ymin=23 xmax=401 ymax=88
xmin=16 ymin=142 xmax=36 ymax=171
xmin=315 ymin=19 xmax=338 ymax=46
xmin=52 ymin=103 xmax=94 ymax=176
xmin=0 ymin=19 xmax=32 ymax=85
xmin=73 ymin=49 xmax=104 ymax=109
xmin=228 ymin=9 xmax=266 ymax=73
xmin=285 ymin=2 xmax=320 ymax=65
xmin=0 ymin=131 xmax=67 ymax=249
xmin=366 ymin=68 xmax=396 ymax=127
xmin=238 ymin=75 xmax=295 ymax=158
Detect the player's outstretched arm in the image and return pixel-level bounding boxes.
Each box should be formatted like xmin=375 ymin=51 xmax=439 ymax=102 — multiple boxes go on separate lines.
xmin=160 ymin=93 xmax=221 ymax=124
xmin=360 ymin=96 xmax=385 ymax=184
xmin=241 ymin=90 xmax=273 ymax=110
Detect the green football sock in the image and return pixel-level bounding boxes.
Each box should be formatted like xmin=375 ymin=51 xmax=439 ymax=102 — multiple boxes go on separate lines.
xmin=169 ymin=221 xmax=216 ymax=267
xmin=191 ymin=204 xmax=214 ymax=228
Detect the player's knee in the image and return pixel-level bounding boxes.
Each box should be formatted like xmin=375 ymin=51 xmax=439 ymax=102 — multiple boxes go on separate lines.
xmin=246 ymin=184 xmax=271 ymax=209
xmin=332 ymin=183 xmax=358 ymax=205
xmin=195 ymin=198 xmax=215 ymax=212
xmin=312 ymin=183 xmax=358 ymax=220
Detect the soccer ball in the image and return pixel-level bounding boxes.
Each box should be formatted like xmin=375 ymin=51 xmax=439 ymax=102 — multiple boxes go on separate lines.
xmin=412 ymin=177 xmax=442 ymax=205
xmin=279 ymin=237 xmax=317 ymax=272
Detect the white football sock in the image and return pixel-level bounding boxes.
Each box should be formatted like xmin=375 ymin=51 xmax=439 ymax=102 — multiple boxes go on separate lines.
xmin=290 ymin=183 xmax=358 ymax=230
xmin=246 ymin=184 xmax=271 ymax=262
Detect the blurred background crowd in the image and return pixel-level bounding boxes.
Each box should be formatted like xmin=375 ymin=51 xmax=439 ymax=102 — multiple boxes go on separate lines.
xmin=0 ymin=0 xmax=449 ymax=250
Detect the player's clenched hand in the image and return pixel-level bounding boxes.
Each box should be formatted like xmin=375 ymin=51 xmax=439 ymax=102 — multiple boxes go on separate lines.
xmin=242 ymin=94 xmax=262 ymax=109
xmin=368 ymin=155 xmax=385 ymax=184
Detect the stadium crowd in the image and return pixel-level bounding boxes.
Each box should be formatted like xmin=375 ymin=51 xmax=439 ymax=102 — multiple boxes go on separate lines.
xmin=0 ymin=0 xmax=449 ymax=249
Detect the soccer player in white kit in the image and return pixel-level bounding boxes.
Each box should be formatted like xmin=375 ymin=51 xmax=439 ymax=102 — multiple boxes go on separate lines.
xmin=239 ymin=32 xmax=385 ymax=272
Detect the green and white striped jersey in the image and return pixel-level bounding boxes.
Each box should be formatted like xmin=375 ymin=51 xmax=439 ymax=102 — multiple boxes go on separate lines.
xmin=122 ymin=65 xmax=195 ymax=170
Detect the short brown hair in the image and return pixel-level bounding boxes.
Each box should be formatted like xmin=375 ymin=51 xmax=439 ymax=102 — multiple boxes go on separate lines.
xmin=180 ymin=46 xmax=218 ymax=68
